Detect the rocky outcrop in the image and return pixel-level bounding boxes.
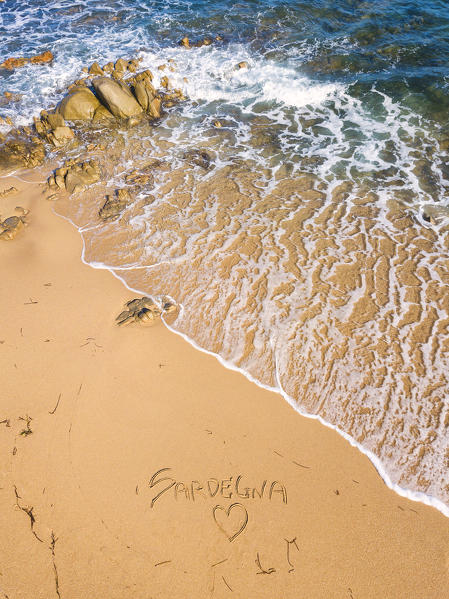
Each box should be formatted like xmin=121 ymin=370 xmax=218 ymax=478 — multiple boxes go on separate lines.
xmin=91 ymin=77 xmax=143 ymax=119
xmin=33 ymin=111 xmax=76 ymax=147
xmin=47 ymin=160 xmax=101 ymax=194
xmin=0 ymin=51 xmax=54 ymax=70
xmin=0 ymin=137 xmax=45 ymax=170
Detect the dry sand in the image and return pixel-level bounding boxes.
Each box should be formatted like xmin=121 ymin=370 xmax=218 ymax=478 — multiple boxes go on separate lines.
xmin=0 ymin=173 xmax=448 ymax=598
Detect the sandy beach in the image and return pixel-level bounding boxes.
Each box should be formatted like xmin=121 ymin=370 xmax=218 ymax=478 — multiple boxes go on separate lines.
xmin=0 ymin=172 xmax=448 ymax=598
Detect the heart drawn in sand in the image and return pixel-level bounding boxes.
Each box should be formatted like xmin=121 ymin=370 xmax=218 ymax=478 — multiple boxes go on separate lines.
xmin=212 ymin=503 xmax=248 ymax=542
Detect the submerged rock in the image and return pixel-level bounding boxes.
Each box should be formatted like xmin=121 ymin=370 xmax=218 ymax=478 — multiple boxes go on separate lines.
xmin=99 ymin=188 xmax=131 ymax=220
xmin=422 ymin=205 xmax=449 ymax=225
xmin=184 ymin=149 xmax=212 ymax=169
xmin=92 ymin=77 xmax=142 ymax=119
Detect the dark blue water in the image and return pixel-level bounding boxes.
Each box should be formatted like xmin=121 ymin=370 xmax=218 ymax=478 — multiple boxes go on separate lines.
xmin=1 ymin=1 xmax=449 ymax=123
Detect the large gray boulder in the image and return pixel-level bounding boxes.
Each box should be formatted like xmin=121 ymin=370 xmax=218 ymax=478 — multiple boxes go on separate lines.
xmin=57 ymin=87 xmax=101 ymax=120
xmin=91 ymin=77 xmax=142 ymax=118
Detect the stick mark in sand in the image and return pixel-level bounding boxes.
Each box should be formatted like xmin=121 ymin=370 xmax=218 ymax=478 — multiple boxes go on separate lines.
xmin=211 ymin=558 xmax=228 ymax=568
xmin=50 ymin=532 xmax=61 ymax=599
xmin=13 ymin=486 xmax=43 ymax=542
xmin=222 ymin=576 xmax=233 ymax=592
xmin=285 ymin=537 xmax=299 ymax=573
xmin=49 ymin=393 xmax=62 ymax=415
xmin=292 ymin=460 xmax=310 ymax=469
xmin=255 ymin=552 xmax=275 ymax=575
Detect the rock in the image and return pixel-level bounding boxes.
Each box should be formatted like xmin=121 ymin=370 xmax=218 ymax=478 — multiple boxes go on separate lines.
xmin=0 ymin=51 xmax=53 ymax=70
xmin=422 ymin=205 xmax=449 ymax=225
xmin=103 ymin=62 xmax=114 ymax=74
xmin=149 ymin=97 xmax=162 ymax=119
xmin=116 ymin=296 xmax=162 ymax=326
xmin=124 ymin=170 xmax=154 ymax=186
xmin=0 ymin=186 xmax=18 ymax=197
xmin=58 ymin=160 xmax=101 ymax=194
xmin=0 ymin=91 xmax=22 ymax=106
xmin=45 ymin=112 xmax=65 ymax=130
xmin=88 ymin=62 xmax=104 ymax=76
xmin=180 ymin=37 xmax=190 ymax=48
xmin=237 ymin=61 xmax=248 ymax=69
xmin=184 ymin=149 xmax=212 ymax=169
xmin=160 ymin=76 xmax=171 ymax=89
xmin=57 ymin=87 xmax=101 ymax=120
xmin=0 ymin=138 xmax=45 ymax=170
xmin=49 ymin=126 xmax=75 ymax=146
xmin=99 ymin=188 xmax=131 ymax=220
xmin=14 ymin=206 xmax=29 ymax=217
xmin=0 ymin=57 xmax=29 ymax=69
xmin=92 ymin=105 xmax=115 ymax=122
xmin=213 ymin=120 xmax=222 ymax=128
xmin=92 ymin=77 xmax=143 ymax=119
xmin=133 ymin=80 xmax=156 ymax=111
xmin=0 ymin=215 xmax=25 ymax=240
xmin=115 ymin=58 xmax=128 ymax=72
xmin=29 ymin=50 xmax=54 ymax=65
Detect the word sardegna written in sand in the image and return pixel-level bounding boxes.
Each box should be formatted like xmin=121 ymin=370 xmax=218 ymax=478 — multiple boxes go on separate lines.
xmin=149 ymin=468 xmax=288 ymax=508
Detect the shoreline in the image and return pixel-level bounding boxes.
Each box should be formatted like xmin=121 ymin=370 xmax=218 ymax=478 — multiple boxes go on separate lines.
xmin=61 ymin=182 xmax=449 ymax=520
xmin=1 ymin=172 xmax=448 ymax=597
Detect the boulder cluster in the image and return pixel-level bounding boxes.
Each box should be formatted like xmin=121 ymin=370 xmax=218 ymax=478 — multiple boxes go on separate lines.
xmin=29 ymin=57 xmax=186 ymax=151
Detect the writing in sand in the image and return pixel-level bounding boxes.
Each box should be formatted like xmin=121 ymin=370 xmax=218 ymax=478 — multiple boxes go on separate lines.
xmin=149 ymin=468 xmax=288 ymax=508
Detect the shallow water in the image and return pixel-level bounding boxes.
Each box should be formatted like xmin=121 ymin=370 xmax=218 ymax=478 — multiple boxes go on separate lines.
xmin=1 ymin=0 xmax=449 ymax=513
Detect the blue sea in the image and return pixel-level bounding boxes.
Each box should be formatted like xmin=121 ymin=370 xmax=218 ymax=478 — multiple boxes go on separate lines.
xmin=1 ymin=0 xmax=449 ymax=516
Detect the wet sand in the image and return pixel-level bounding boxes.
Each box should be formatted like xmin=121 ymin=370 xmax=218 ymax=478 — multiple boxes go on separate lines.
xmin=0 ymin=173 xmax=448 ymax=598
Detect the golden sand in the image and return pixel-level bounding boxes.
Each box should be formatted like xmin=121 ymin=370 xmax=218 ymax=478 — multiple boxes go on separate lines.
xmin=0 ymin=173 xmax=448 ymax=597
